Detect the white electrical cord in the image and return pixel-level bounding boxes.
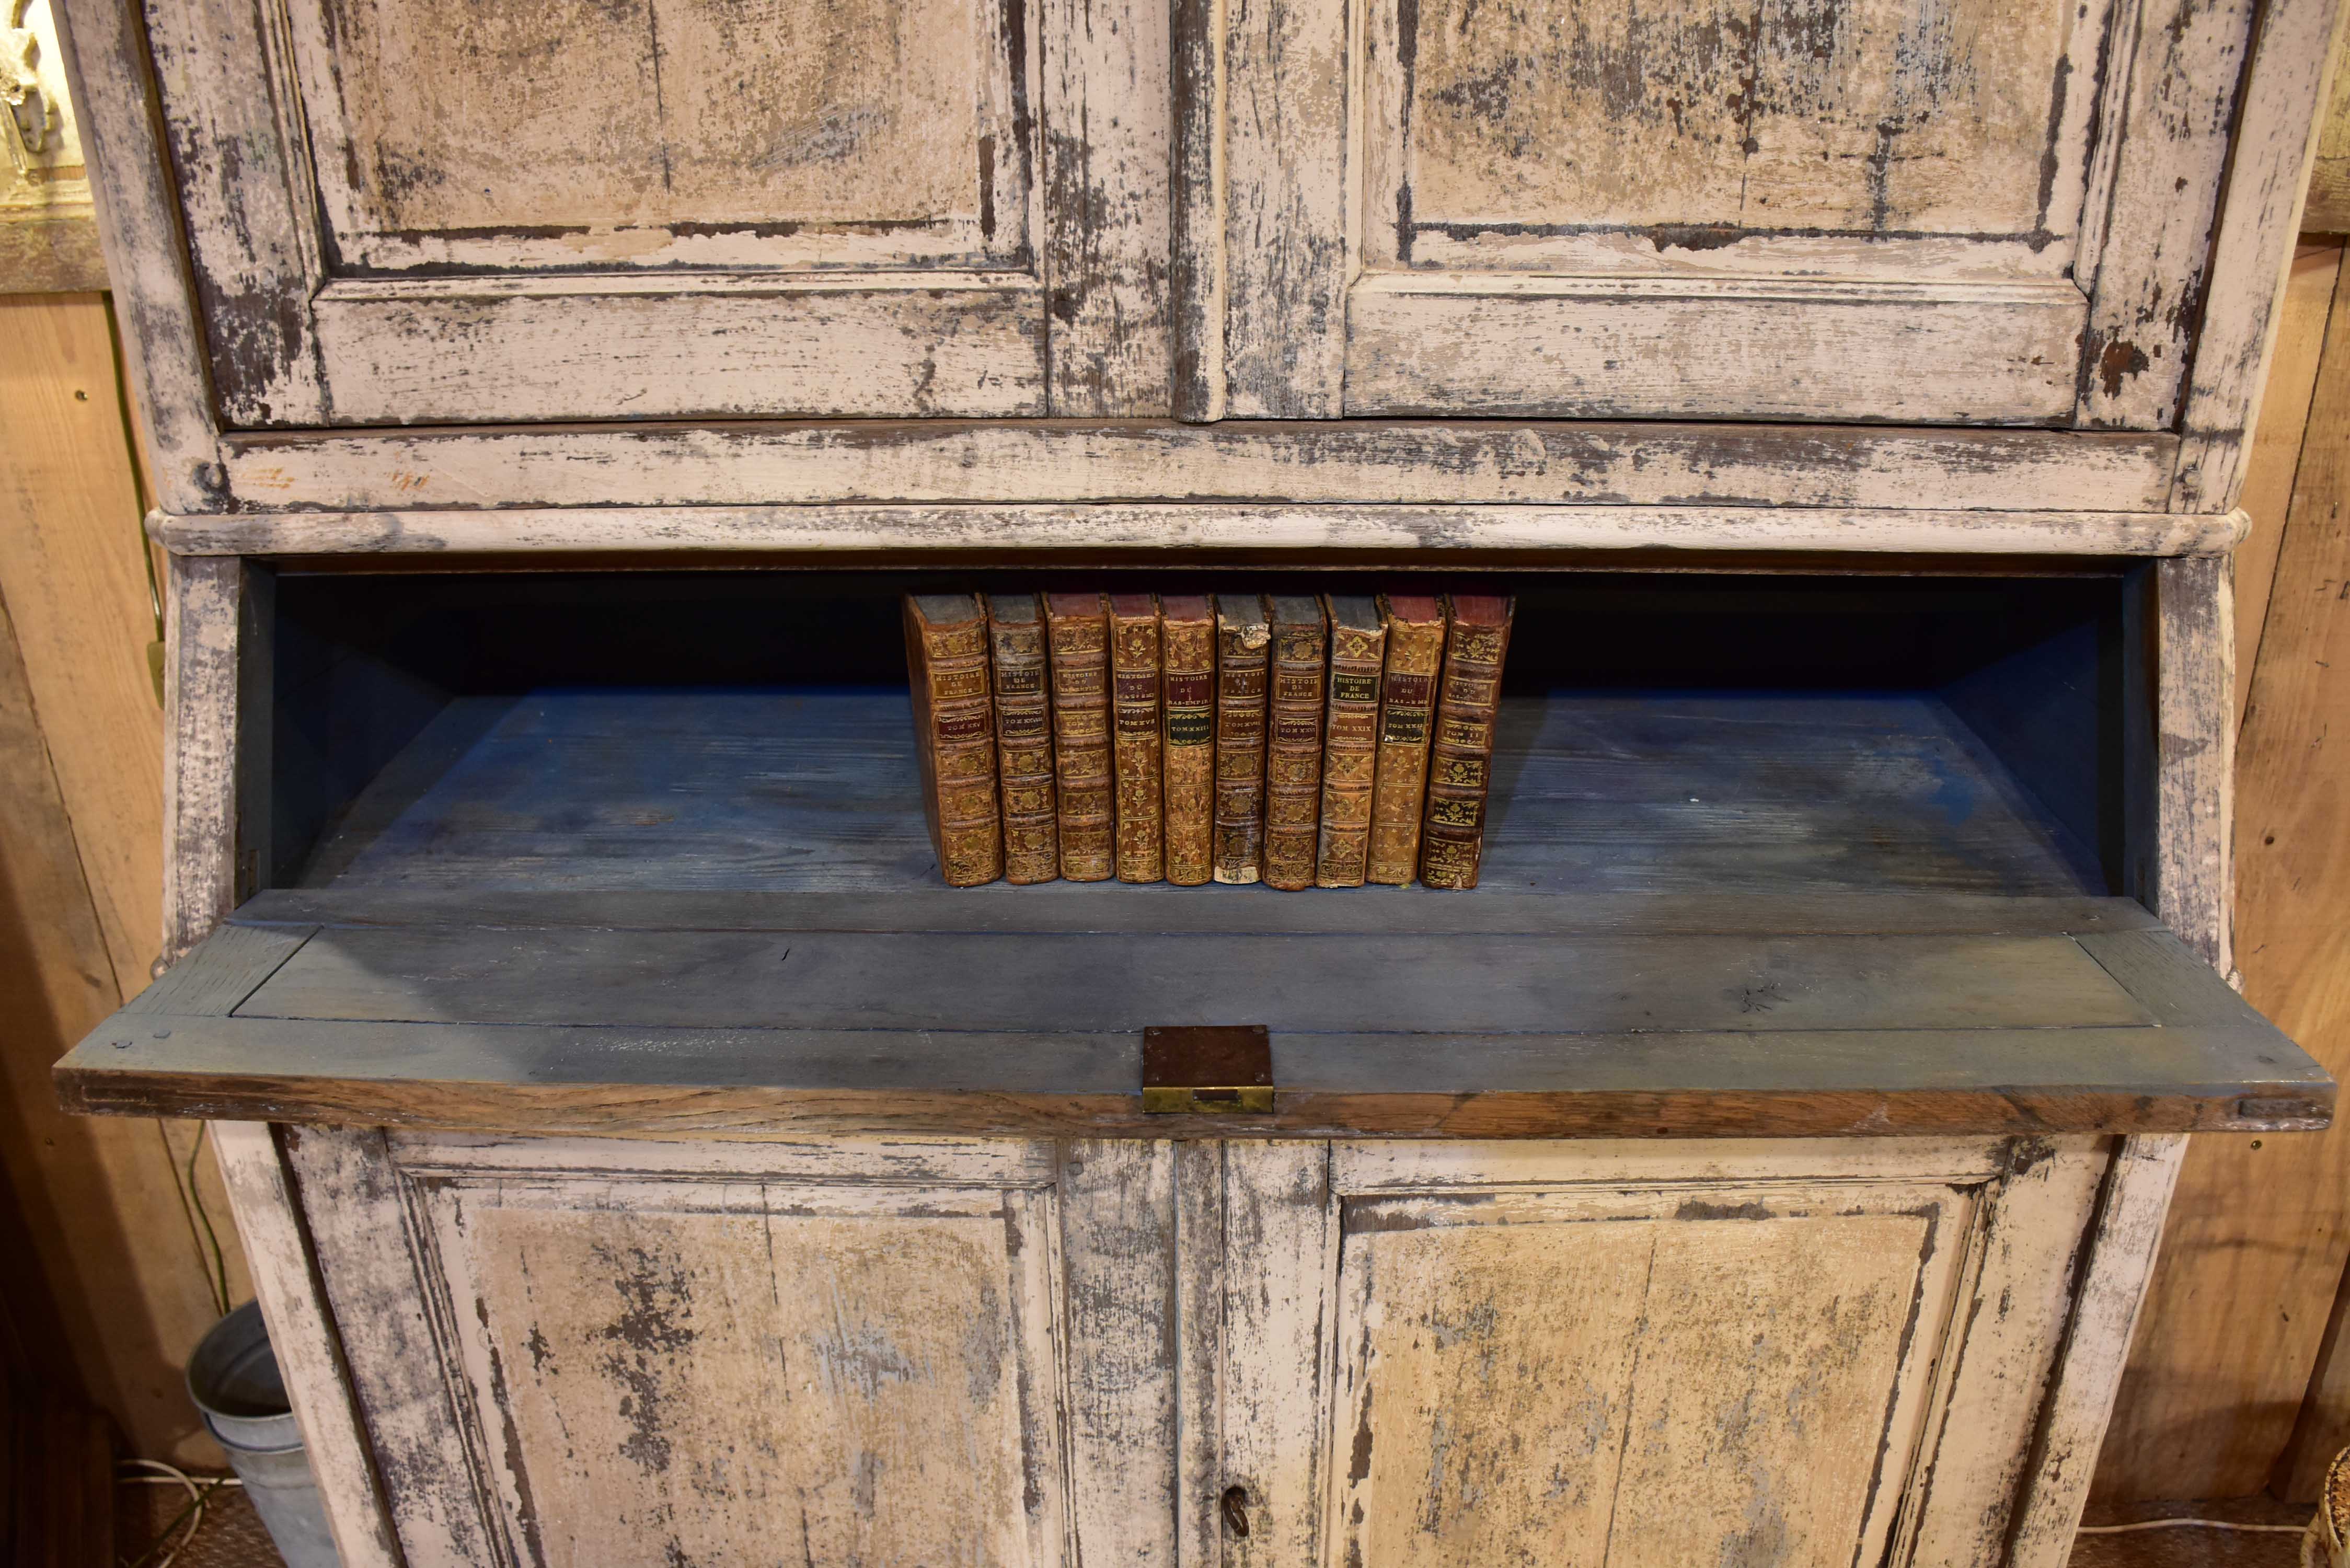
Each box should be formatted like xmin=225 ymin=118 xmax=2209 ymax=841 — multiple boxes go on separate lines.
xmin=2076 ymin=1517 xmax=2312 ymax=1535
xmin=116 ymin=1459 xmax=242 ymax=1568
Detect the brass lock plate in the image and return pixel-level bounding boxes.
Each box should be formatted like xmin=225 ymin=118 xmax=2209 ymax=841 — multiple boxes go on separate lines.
xmin=1142 ymin=1024 xmax=1274 ymax=1114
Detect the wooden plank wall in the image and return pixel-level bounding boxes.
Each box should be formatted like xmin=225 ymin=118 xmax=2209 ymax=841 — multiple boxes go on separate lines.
xmin=2093 ymin=227 xmax=2350 ymax=1501
xmin=0 ymin=291 xmax=248 ymax=1467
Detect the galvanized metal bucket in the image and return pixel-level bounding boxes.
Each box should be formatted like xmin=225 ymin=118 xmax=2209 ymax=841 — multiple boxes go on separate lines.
xmin=186 ymin=1301 xmax=341 ymax=1568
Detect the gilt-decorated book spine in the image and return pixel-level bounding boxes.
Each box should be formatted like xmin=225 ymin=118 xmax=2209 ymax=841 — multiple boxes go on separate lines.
xmin=903 ymin=594 xmax=1001 ymax=886
xmin=1211 ymin=594 xmax=1271 ymax=884
xmin=1366 ymin=594 xmax=1447 ymax=885
xmin=1160 ymin=595 xmax=1216 ymax=886
xmin=1263 ymin=595 xmax=1328 ymax=891
xmin=1419 ymin=594 xmax=1514 ymax=891
xmin=1045 ymin=591 xmax=1115 ymax=882
xmin=1315 ymin=595 xmax=1386 ymax=887
xmin=984 ymin=593 xmax=1058 ymax=884
xmin=1110 ymin=593 xmax=1165 ymax=882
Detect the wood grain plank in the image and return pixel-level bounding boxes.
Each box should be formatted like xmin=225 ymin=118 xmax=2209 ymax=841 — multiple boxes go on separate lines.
xmin=2096 ymin=250 xmax=2350 ymax=1498
xmin=215 ymin=421 xmax=2184 ymax=514
xmin=223 ymin=926 xmax=2163 ymax=1034
xmin=272 ymin=686 xmax=2107 ymax=900
xmin=2234 ymin=244 xmax=2342 ymax=728
xmin=0 ymin=588 xmax=243 ymax=1466
xmin=2171 ymin=0 xmax=2348 ymax=509
xmin=232 ymin=885 xmax=2164 ymax=937
xmin=147 ymin=501 xmax=2249 ymax=559
xmin=53 ymin=1000 xmax=2328 ymax=1140
xmin=2305 ymin=28 xmax=2350 ymax=233
xmin=118 ymin=923 xmax=307 ymax=1018
xmin=0 ymin=295 xmax=165 ymax=995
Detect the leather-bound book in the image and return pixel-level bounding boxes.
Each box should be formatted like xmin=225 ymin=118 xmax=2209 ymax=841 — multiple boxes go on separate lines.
xmin=1211 ymin=594 xmax=1271 ymax=884
xmin=1420 ymin=594 xmax=1515 ymax=890
xmin=1160 ymin=594 xmax=1216 ymax=885
xmin=903 ymin=594 xmax=1002 ymax=886
xmin=1110 ymin=593 xmax=1165 ymax=882
xmin=1046 ymin=591 xmax=1115 ymax=881
xmin=984 ymin=592 xmax=1058 ymax=884
xmin=1366 ymin=594 xmax=1446 ymax=885
xmin=1263 ymin=595 xmax=1328 ymax=891
xmin=1315 ymin=595 xmax=1386 ymax=887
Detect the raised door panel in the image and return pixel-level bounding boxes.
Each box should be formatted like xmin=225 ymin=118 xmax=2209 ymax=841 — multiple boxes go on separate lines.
xmin=1334 ymin=1198 xmax=1951 ymax=1567
xmin=290 ymin=1132 xmax=1178 ymax=1568
xmin=1208 ymin=1138 xmax=2113 ymax=1568
xmin=142 ymin=0 xmax=1167 ymax=422
xmin=1181 ymin=0 xmax=2257 ymax=424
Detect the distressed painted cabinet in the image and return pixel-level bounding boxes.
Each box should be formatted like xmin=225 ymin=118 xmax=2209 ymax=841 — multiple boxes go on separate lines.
xmin=121 ymin=0 xmax=1169 ymax=423
xmin=1176 ymin=0 xmax=2273 ymax=426
xmin=42 ymin=0 xmax=2350 ymax=1564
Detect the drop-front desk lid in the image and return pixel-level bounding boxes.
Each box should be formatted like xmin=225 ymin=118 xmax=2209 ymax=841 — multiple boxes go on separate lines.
xmin=54 ymin=886 xmax=2329 ymax=1140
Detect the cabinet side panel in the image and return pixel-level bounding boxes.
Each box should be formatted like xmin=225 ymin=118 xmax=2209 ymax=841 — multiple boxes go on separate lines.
xmin=2172 ymin=0 xmax=2347 ymax=510
xmin=2005 ymin=1135 xmax=2188 ymax=1568
xmin=282 ymin=1125 xmax=496 ymax=1568
xmin=1903 ymin=1140 xmax=2112 ymax=1566
xmin=48 ymin=0 xmax=226 ymax=509
xmin=213 ymin=1121 xmax=400 ymax=1568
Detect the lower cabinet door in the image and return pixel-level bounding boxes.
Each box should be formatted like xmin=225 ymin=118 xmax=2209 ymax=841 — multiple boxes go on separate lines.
xmin=1209 ymin=1138 xmax=2113 ymax=1568
xmin=288 ymin=1130 xmax=1178 ymax=1568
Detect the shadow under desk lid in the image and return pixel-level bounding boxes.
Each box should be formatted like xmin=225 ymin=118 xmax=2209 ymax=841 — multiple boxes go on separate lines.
xmin=54 ymin=886 xmax=2330 ymax=1140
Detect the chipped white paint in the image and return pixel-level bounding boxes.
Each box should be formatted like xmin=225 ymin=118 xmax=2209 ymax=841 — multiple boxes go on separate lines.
xmin=1182 ymin=0 xmax=2320 ymax=432
xmin=208 ymin=1123 xmax=400 ymax=1568
xmin=289 ymin=0 xmax=1017 ymax=267
xmin=78 ymin=0 xmax=1164 ymax=425
xmin=1329 ymin=1187 xmax=1962 ymax=1568
xmin=1214 ymin=1137 xmax=2119 ymax=1568
xmin=2005 ymin=1133 xmax=2192 ymax=1568
xmin=212 ymin=420 xmax=2186 ymax=515
xmin=145 ymin=502 xmax=2252 ymax=559
xmin=161 ymin=554 xmax=239 ymax=963
xmin=2156 ymin=556 xmax=2237 ymax=970
xmin=2172 ymin=0 xmax=2349 ymax=509
xmin=1344 ymin=274 xmax=2086 ymax=422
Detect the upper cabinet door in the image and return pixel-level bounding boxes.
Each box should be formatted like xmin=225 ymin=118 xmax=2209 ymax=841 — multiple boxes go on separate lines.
xmin=143 ymin=0 xmax=1168 ymax=424
xmin=1175 ymin=0 xmax=2259 ymax=424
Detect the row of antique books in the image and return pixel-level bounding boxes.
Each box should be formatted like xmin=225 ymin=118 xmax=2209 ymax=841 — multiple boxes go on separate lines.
xmin=904 ymin=591 xmax=1515 ymax=889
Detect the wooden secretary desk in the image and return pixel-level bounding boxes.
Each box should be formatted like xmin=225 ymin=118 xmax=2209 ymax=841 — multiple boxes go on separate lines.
xmin=42 ymin=0 xmax=2348 ymax=1563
